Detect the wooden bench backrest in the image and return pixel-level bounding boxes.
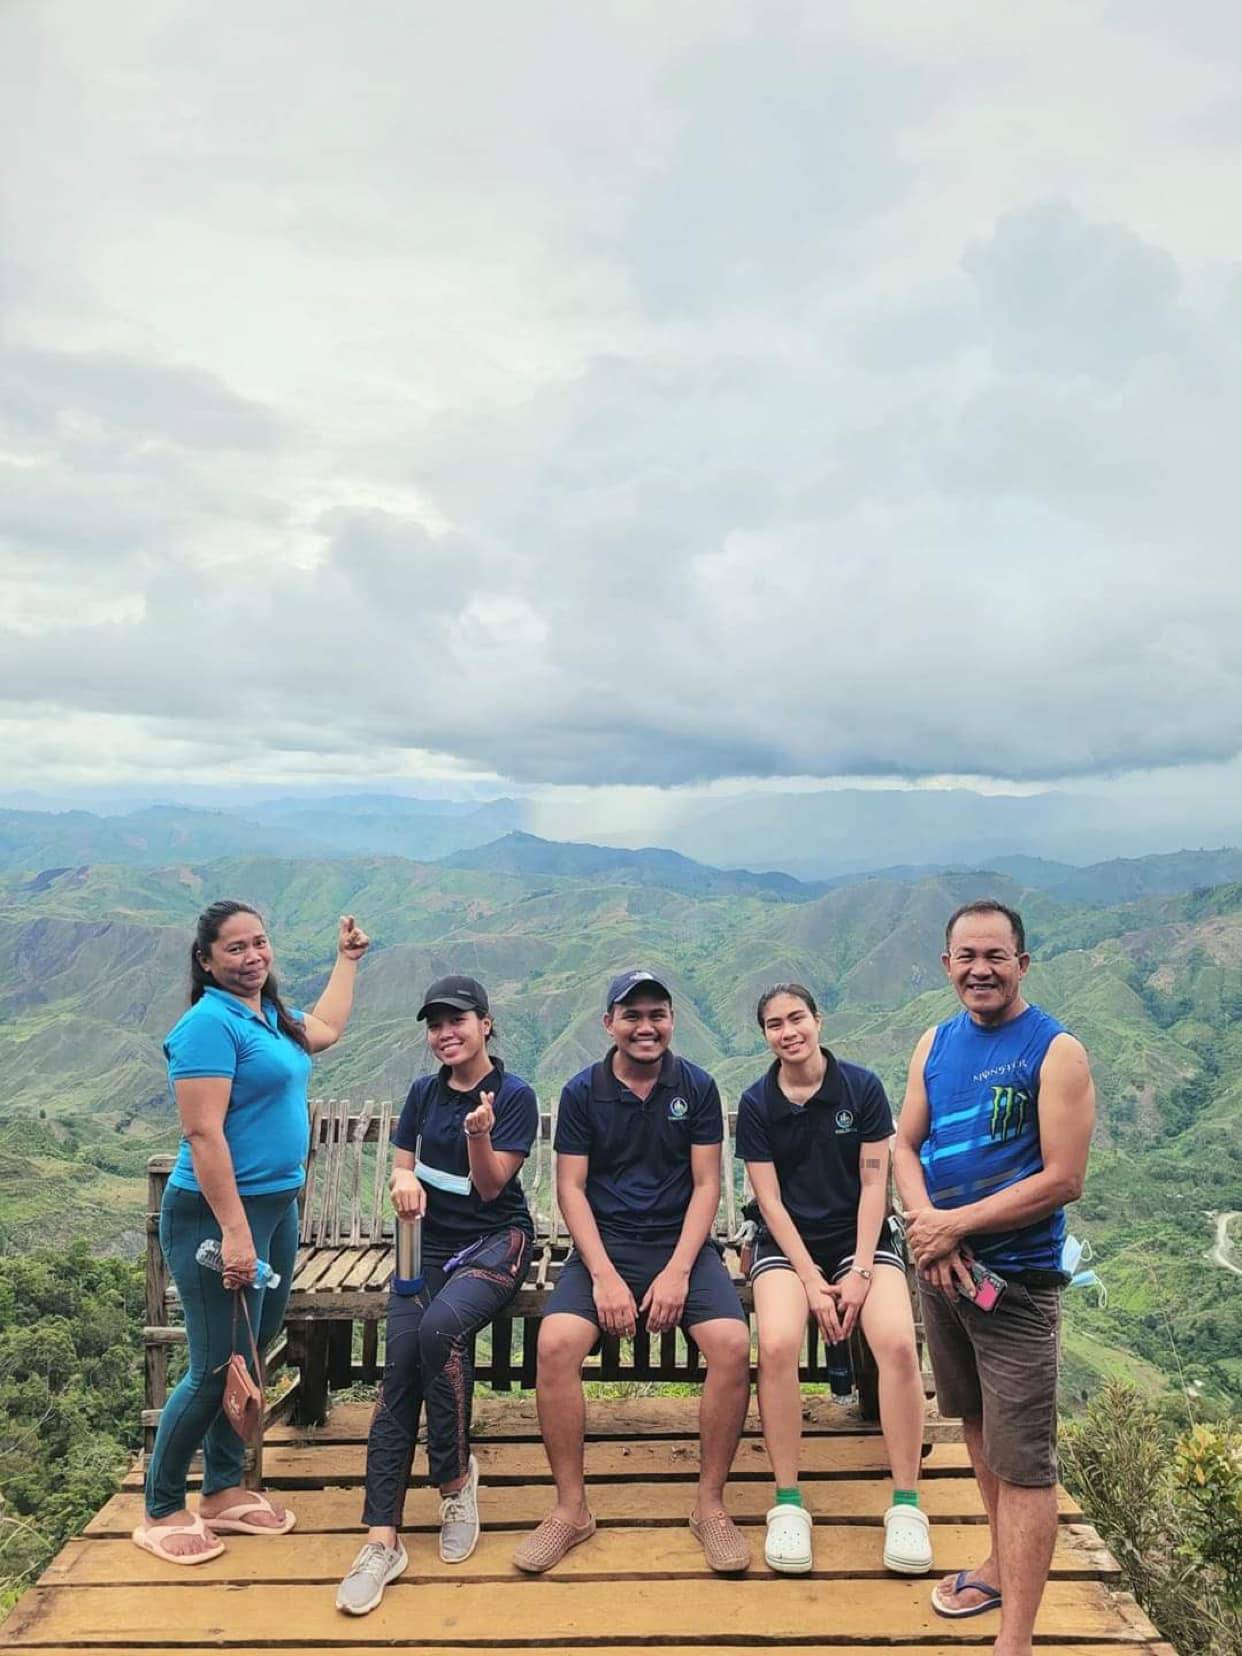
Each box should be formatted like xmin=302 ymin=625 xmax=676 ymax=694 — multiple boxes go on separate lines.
xmin=299 ymin=1098 xmax=749 ymax=1249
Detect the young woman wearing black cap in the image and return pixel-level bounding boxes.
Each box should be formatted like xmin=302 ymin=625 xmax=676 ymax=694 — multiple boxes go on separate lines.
xmin=336 ymin=975 xmax=538 ymax=1615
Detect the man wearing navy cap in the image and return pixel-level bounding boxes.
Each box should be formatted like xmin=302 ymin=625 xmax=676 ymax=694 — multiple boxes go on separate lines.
xmin=514 ymin=970 xmax=751 ymax=1576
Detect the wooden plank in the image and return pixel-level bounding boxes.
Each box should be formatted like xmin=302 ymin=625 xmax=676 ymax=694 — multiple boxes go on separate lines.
xmin=122 ymin=1437 xmax=976 ymax=1491
xmin=368 ymin=1098 xmax=393 ymax=1243
xmin=339 ymin=1244 xmax=387 ymax=1291
xmin=90 ymin=1477 xmax=1080 ymax=1537
xmin=298 ymin=1100 xmax=326 ymax=1245
xmin=265 ymin=1395 xmax=954 ymax=1444
xmin=41 ymin=1523 xmax=1118 ymax=1586
xmin=0 ymin=1647 xmax=1173 ymax=1656
xmin=0 ymin=1577 xmax=1160 ymax=1647
xmin=346 ymin=1100 xmax=372 ymax=1247
xmin=289 ymin=1246 xmax=343 ymax=1293
xmin=316 ymin=1245 xmax=375 ymax=1293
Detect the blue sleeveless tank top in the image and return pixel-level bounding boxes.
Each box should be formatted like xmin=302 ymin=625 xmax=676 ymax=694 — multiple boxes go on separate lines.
xmin=919 ymin=1003 xmax=1068 ymax=1276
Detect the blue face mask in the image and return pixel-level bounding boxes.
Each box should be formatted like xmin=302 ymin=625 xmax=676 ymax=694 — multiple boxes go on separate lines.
xmin=416 ymin=1156 xmax=473 ymax=1197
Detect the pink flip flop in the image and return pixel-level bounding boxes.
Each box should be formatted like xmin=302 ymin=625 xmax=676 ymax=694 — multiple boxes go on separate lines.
xmin=201 ymin=1490 xmax=296 ymax=1535
xmin=131 ymin=1513 xmax=225 ymax=1566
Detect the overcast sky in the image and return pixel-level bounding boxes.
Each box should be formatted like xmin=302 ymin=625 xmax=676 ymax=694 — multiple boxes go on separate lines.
xmin=2 ymin=1 xmax=1241 ymax=819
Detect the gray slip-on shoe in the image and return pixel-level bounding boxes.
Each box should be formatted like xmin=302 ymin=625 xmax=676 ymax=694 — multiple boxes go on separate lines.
xmin=439 ymin=1454 xmax=480 ymax=1564
xmin=336 ymin=1540 xmax=408 ymax=1615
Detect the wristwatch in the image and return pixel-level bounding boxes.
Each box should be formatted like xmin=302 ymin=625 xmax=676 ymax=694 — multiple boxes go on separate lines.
xmin=849 ymin=1265 xmax=873 ymax=1280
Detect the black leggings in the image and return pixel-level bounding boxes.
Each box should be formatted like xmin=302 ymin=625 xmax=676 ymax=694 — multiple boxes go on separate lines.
xmin=362 ymin=1225 xmax=531 ymax=1528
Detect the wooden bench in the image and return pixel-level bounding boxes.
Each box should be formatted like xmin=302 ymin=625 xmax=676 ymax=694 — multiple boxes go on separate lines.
xmin=143 ymin=1095 xmax=902 ymax=1453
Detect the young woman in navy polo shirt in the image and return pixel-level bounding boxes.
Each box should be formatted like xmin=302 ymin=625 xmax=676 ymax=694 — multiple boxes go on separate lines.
xmin=336 ymin=975 xmax=537 ymax=1616
xmin=736 ymin=984 xmax=931 ymax=1578
xmin=133 ymin=901 xmax=369 ymax=1565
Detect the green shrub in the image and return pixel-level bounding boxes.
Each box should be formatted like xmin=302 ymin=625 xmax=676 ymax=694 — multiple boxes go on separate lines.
xmin=0 ymin=1243 xmax=142 ymax=1609
xmin=1061 ymin=1381 xmax=1241 ymax=1655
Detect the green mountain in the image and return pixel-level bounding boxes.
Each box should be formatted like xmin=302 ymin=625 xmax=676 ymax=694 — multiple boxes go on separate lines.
xmin=441 ymin=830 xmax=818 ymax=898
xmin=0 ymin=849 xmax=1238 ymax=1405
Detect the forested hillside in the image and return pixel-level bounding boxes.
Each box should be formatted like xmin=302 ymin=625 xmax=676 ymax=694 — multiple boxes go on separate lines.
xmin=0 ymin=850 xmax=1238 ymax=1407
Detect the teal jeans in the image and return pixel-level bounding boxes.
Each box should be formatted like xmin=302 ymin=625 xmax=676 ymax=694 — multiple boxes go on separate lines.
xmin=144 ymin=1186 xmax=298 ymax=1518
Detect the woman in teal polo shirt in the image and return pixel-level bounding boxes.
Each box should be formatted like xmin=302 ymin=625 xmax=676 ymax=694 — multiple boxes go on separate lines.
xmin=132 ymin=900 xmax=369 ymax=1565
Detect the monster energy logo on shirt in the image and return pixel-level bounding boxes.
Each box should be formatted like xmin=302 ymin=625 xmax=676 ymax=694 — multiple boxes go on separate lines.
xmin=989 ymin=1084 xmax=1029 ymax=1143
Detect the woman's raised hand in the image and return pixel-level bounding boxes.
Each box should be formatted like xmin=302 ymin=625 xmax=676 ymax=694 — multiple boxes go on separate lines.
xmin=337 ymin=915 xmax=370 ymax=960
xmin=464 ymin=1091 xmax=495 ymax=1138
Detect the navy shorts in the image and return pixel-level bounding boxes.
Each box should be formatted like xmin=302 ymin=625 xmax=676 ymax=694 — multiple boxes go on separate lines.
xmin=547 ymin=1236 xmax=746 ymax=1330
xmin=750 ymin=1216 xmax=906 ymax=1284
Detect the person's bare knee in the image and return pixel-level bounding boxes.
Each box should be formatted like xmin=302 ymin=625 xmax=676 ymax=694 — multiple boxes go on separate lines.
xmin=759 ymin=1326 xmax=802 ymax=1370
xmin=537 ymin=1315 xmax=595 ymax=1377
xmin=693 ymin=1319 xmax=750 ymax=1376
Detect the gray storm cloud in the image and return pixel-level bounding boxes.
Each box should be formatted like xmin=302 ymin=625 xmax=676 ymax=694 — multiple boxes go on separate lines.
xmin=0 ymin=2 xmax=1239 ymax=790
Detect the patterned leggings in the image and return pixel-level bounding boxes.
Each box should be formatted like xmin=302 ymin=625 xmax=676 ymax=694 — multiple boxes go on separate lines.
xmin=361 ymin=1225 xmax=531 ymax=1527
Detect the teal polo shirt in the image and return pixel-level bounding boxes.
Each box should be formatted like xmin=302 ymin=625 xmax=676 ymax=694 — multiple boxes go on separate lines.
xmin=165 ymin=987 xmax=313 ymax=1196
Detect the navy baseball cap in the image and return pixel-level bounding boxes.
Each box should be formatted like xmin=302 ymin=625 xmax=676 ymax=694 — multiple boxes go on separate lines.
xmin=605 ymin=968 xmax=672 ymax=1011
xmin=417 ymin=975 xmax=490 ymax=1021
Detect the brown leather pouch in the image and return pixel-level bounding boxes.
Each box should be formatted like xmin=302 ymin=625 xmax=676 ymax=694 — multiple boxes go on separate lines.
xmin=221 ymin=1292 xmax=264 ymax=1444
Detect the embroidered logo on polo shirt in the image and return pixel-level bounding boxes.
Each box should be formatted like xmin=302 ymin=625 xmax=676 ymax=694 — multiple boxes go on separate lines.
xmin=668 ymin=1096 xmax=689 ymax=1120
xmin=834 ymin=1109 xmax=855 ymax=1133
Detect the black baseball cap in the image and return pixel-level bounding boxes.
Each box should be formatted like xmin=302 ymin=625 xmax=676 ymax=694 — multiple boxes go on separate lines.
xmin=417 ymin=975 xmax=490 ymax=1021
xmin=605 ymin=968 xmax=672 ymax=1012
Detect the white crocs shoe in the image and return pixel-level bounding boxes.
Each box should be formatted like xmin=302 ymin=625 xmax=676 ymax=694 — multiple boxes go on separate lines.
xmin=883 ymin=1503 xmax=932 ymax=1574
xmin=764 ymin=1503 xmax=813 ymax=1574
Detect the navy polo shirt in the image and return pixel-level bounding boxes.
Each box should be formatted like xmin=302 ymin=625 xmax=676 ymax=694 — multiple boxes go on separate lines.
xmin=735 ymin=1050 xmax=893 ymax=1245
xmin=392 ymin=1059 xmax=537 ymax=1250
xmin=554 ymin=1049 xmax=723 ymax=1245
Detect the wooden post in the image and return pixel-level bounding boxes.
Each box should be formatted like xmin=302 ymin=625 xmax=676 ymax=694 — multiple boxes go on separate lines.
xmin=491 ymin=1314 xmax=514 ymax=1392
xmin=361 ymin=1321 xmax=380 ymax=1383
xmin=520 ymin=1317 xmax=539 ymax=1389
xmin=327 ymin=1320 xmax=354 ymax=1390
xmin=143 ymin=1157 xmax=173 ymax=1458
xmin=299 ymin=1325 xmax=331 ymax=1426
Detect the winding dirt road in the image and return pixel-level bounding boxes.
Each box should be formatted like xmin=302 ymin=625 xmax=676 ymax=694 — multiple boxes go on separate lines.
xmin=1210 ymin=1211 xmax=1241 ymax=1276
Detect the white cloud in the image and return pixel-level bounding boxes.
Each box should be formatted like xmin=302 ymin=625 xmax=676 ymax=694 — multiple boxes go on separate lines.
xmin=1 ymin=1 xmax=1240 ymax=798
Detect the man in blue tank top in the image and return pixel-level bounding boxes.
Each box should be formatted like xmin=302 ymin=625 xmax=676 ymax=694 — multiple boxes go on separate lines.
xmin=894 ymin=900 xmax=1095 ymax=1656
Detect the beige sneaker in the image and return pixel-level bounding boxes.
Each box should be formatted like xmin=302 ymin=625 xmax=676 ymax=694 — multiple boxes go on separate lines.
xmin=690 ymin=1510 xmax=751 ymax=1573
xmin=512 ymin=1512 xmax=596 ymax=1574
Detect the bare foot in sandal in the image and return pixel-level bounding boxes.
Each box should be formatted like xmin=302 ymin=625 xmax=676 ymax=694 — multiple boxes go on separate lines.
xmin=200 ymin=1487 xmax=295 ymax=1534
xmin=132 ymin=1510 xmax=224 ymax=1564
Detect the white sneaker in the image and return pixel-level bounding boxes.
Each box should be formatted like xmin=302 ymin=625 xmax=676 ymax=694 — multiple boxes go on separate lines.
xmin=883 ymin=1504 xmax=932 ymax=1574
xmin=439 ymin=1454 xmax=480 ymax=1563
xmin=336 ymin=1540 xmax=408 ymax=1614
xmin=764 ymin=1503 xmax=813 ymax=1574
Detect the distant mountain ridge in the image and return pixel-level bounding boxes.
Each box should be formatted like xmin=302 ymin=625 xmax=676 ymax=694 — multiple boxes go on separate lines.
xmin=5 ymin=782 xmax=1242 ymax=884
xmin=0 ymin=796 xmax=526 ymax=872
xmin=439 ymin=831 xmax=818 ymax=898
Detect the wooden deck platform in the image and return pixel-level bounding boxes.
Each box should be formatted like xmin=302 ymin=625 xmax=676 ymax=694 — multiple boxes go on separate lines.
xmin=0 ymin=1395 xmax=1170 ymax=1655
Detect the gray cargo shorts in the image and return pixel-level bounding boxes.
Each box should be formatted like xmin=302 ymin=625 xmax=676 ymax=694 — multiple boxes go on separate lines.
xmin=919 ymin=1277 xmax=1062 ymax=1487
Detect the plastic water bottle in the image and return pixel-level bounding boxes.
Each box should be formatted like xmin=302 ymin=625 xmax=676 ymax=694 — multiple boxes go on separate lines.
xmin=825 ymin=1338 xmax=853 ymax=1397
xmin=194 ymin=1239 xmax=281 ymax=1289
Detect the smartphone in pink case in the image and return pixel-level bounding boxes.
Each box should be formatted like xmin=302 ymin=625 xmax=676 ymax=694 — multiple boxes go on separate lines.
xmin=967 ymin=1259 xmax=1008 ymax=1312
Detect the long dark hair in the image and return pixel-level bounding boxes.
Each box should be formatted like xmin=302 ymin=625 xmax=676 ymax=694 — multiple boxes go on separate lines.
xmin=190 ymin=899 xmax=309 ymax=1052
